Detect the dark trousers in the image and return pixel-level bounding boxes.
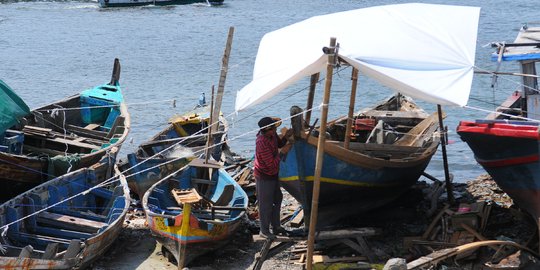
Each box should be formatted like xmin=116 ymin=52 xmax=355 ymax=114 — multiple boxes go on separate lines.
xmin=255 ymin=174 xmax=283 ymax=234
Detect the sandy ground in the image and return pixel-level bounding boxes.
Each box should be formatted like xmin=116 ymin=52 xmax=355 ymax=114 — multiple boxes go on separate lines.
xmin=92 ymin=199 xmax=300 ymax=270
xmin=92 ymin=213 xmax=296 ymax=270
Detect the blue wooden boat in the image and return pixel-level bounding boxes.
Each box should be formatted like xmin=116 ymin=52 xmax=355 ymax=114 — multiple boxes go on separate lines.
xmin=457 ymin=25 xmax=540 ymax=222
xmin=142 ymin=158 xmax=247 ymax=267
xmin=98 ymin=0 xmax=223 ymax=8
xmin=234 ymin=4 xmax=480 ymax=226
xmin=280 ymin=95 xmax=441 ymax=225
xmin=0 ymin=59 xmax=130 ymax=199
xmin=0 ymin=150 xmax=130 ymax=269
xmin=121 ymin=104 xmax=227 ymax=199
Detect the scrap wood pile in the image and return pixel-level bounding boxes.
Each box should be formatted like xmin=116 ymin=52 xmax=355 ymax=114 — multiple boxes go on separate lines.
xmin=403 ymin=175 xmax=540 ymax=269
xmin=222 ymin=147 xmax=256 ymax=198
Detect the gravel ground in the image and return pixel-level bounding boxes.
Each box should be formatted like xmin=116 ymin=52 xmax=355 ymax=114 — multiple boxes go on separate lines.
xmin=91 ymin=175 xmax=539 ymax=269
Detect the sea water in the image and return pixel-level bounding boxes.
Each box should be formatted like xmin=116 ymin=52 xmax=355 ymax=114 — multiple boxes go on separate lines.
xmin=0 ymin=0 xmax=536 ymax=183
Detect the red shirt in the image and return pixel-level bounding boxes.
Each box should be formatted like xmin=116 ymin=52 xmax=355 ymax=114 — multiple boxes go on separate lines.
xmin=254 ymin=130 xmax=287 ymax=177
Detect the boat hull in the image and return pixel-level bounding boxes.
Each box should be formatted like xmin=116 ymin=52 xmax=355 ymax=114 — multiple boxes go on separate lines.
xmin=280 ymin=138 xmax=436 ymax=226
xmin=0 ymin=158 xmax=130 ymax=269
xmin=123 ymin=106 xmax=227 ymax=199
xmin=143 ymin=160 xmax=247 ymax=267
xmin=0 ymin=64 xmax=130 ymax=199
xmin=457 ymin=120 xmax=540 ymax=219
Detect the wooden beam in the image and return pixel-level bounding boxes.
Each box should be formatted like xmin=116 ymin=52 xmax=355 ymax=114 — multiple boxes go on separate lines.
xmin=307 ymin=37 xmax=336 ymax=270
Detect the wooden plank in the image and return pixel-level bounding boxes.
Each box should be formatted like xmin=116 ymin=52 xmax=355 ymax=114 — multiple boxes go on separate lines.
xmin=312 ymin=255 xmax=367 ymax=264
xmin=394 ymin=111 xmax=443 ymax=147
xmin=48 ymin=137 xmax=101 ymax=150
xmin=422 ymin=204 xmax=450 ymax=240
xmin=66 ymin=124 xmax=108 ymax=140
xmin=236 ymin=168 xmax=251 ymax=186
xmin=290 ymin=209 xmax=304 ymax=228
xmin=84 ymin=123 xmax=100 ymax=130
xmin=38 ymin=211 xmax=107 ymax=233
xmin=315 ymin=228 xmax=380 ymax=240
xmin=18 ymin=245 xmax=34 ymax=258
xmin=171 ymin=188 xmax=202 ymax=205
xmin=64 ymin=240 xmax=82 ymax=259
xmin=191 ymin=178 xmax=216 ymax=185
xmin=362 ymin=110 xmax=428 ymax=119
xmin=15 ymin=232 xmax=72 ymax=245
xmin=23 ymin=144 xmax=66 ymax=156
xmin=42 ymin=243 xmax=60 ymax=260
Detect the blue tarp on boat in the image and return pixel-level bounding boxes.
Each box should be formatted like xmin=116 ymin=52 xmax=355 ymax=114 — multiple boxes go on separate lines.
xmin=0 ymin=80 xmax=30 ymax=134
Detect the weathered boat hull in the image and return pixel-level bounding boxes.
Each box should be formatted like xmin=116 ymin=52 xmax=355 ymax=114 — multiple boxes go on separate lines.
xmin=280 ymin=138 xmax=437 ymax=225
xmin=122 ymin=105 xmax=227 ymax=199
xmin=280 ymin=96 xmax=441 ymax=226
xmin=457 ymin=120 xmax=540 ymax=219
xmin=143 ymin=159 xmax=247 ymax=267
xmin=0 ymin=59 xmax=130 ymax=199
xmin=0 ymin=154 xmax=130 ymax=269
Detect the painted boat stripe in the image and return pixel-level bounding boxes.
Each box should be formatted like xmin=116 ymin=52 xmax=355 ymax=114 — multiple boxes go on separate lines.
xmin=476 ymin=154 xmax=539 ymax=168
xmin=457 ymin=121 xmax=540 ymax=139
xmin=280 ymin=175 xmax=403 ymax=187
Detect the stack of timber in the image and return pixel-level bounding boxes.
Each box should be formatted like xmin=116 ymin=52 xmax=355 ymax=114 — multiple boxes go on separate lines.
xmin=0 ymin=152 xmax=130 ymax=269
xmin=0 ymin=58 xmax=130 ymax=198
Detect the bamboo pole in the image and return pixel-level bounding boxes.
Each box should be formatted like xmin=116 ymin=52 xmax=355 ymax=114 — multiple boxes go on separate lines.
xmin=205 ymin=87 xmax=215 ymax=164
xmin=306 ymin=37 xmax=337 ymax=270
xmin=437 ymin=105 xmax=454 ymax=205
xmin=210 ymin=26 xmax=234 ymax=135
xmin=305 ymin=73 xmax=320 ymax=126
xmin=344 ymin=68 xmax=359 ymax=149
xmin=177 ymin=203 xmax=192 ymax=269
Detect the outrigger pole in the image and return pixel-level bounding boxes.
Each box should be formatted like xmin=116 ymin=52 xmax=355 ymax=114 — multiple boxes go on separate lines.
xmin=306 ymin=37 xmax=337 ymax=270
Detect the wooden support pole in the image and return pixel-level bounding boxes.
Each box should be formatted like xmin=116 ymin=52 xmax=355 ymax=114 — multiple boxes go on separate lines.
xmin=305 ymin=73 xmax=320 ymax=126
xmin=437 ymin=105 xmax=454 ymax=205
xmin=205 ymin=87 xmax=215 ymax=164
xmin=210 ymin=26 xmax=234 ymax=135
xmin=344 ymin=68 xmax=359 ymax=149
xmin=306 ymin=37 xmax=337 ymax=270
xmin=178 ymin=203 xmax=192 ymax=269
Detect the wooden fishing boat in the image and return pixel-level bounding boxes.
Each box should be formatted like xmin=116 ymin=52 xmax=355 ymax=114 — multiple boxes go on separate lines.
xmin=122 ymin=104 xmax=228 ymax=199
xmin=0 ymin=58 xmax=130 ymax=199
xmin=142 ymin=158 xmax=248 ymax=267
xmin=280 ymin=94 xmax=441 ymax=224
xmin=98 ymin=0 xmax=223 ymax=8
xmin=235 ymin=4 xmax=480 ymax=226
xmin=457 ymin=25 xmax=540 ymax=222
xmin=0 ymin=148 xmax=130 ymax=269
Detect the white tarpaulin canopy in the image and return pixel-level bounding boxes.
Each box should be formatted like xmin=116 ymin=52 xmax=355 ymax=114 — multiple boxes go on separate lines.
xmin=235 ymin=3 xmax=480 ymax=112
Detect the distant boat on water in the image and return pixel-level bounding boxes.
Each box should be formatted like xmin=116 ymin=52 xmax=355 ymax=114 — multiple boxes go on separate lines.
xmin=0 ymin=152 xmax=130 ymax=269
xmin=0 ymin=58 xmax=130 ymax=199
xmin=98 ymin=0 xmax=223 ymax=8
xmin=457 ymin=24 xmax=540 ymax=223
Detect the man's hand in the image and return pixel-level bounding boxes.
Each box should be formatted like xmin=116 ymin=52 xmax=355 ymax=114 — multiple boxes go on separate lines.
xmin=280 ymin=143 xmax=293 ymax=154
xmin=280 ymin=127 xmax=293 ymax=139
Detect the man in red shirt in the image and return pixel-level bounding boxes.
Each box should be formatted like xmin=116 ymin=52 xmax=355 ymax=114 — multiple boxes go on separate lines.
xmin=255 ymin=116 xmax=292 ymax=239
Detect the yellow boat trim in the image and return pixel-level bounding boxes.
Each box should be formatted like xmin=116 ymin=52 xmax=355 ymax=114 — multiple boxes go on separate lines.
xmin=280 ymin=175 xmax=401 ymax=188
